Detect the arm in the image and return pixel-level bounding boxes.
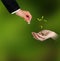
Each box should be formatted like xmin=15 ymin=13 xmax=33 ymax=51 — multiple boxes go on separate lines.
xmin=1 ymin=0 xmax=32 ymax=24
xmin=1 ymin=0 xmax=20 ymax=14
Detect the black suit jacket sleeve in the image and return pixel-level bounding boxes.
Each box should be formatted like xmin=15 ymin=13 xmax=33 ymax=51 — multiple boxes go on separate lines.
xmin=1 ymin=0 xmax=20 ymax=13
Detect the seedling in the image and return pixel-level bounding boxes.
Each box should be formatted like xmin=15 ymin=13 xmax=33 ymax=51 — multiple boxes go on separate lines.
xmin=40 ymin=25 xmax=43 ymax=29
xmin=37 ymin=16 xmax=48 ymax=29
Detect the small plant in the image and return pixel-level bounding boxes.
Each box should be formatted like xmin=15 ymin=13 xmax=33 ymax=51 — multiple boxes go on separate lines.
xmin=37 ymin=16 xmax=48 ymax=29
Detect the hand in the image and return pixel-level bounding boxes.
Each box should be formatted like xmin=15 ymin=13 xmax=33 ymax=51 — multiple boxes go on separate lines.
xmin=32 ymin=30 xmax=58 ymax=41
xmin=15 ymin=9 xmax=32 ymax=24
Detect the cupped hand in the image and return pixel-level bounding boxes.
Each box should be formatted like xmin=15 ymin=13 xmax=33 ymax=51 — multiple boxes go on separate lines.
xmin=32 ymin=30 xmax=58 ymax=41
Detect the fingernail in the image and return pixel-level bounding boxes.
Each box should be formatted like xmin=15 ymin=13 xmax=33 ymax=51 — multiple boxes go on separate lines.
xmin=28 ymin=22 xmax=30 ymax=24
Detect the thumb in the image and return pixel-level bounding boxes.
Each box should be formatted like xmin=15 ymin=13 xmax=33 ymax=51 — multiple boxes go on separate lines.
xmin=24 ymin=15 xmax=31 ymax=24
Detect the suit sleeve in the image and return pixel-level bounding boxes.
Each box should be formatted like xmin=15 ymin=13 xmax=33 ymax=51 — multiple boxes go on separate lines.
xmin=1 ymin=0 xmax=20 ymax=13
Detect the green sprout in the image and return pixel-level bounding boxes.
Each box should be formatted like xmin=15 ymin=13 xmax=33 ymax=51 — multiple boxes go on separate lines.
xmin=40 ymin=25 xmax=43 ymax=29
xmin=37 ymin=18 xmax=42 ymax=21
xmin=37 ymin=16 xmax=44 ymax=22
xmin=44 ymin=19 xmax=47 ymax=22
xmin=37 ymin=16 xmax=48 ymax=29
xmin=41 ymin=16 xmax=44 ymax=19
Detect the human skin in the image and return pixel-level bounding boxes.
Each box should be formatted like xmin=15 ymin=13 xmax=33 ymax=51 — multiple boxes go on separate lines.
xmin=15 ymin=9 xmax=32 ymax=24
xmin=32 ymin=30 xmax=58 ymax=41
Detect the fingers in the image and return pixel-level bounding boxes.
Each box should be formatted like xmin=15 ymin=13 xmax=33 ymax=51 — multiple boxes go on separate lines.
xmin=15 ymin=9 xmax=32 ymax=24
xmin=32 ymin=32 xmax=45 ymax=41
xmin=32 ymin=30 xmax=58 ymax=41
xmin=32 ymin=32 xmax=39 ymax=40
xmin=36 ymin=33 xmax=46 ymax=41
xmin=39 ymin=30 xmax=50 ymax=36
xmin=23 ymin=11 xmax=32 ymax=24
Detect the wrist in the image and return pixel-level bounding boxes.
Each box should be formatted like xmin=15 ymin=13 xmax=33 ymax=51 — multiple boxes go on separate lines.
xmin=11 ymin=9 xmax=21 ymax=14
xmin=15 ymin=9 xmax=24 ymax=17
xmin=51 ymin=32 xmax=58 ymax=40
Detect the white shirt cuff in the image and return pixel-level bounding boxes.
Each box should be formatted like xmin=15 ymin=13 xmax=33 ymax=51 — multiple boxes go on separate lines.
xmin=11 ymin=9 xmax=20 ymax=14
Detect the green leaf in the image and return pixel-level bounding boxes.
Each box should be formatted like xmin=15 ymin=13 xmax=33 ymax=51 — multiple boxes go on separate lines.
xmin=40 ymin=25 xmax=43 ymax=29
xmin=37 ymin=18 xmax=40 ymax=21
xmin=37 ymin=18 xmax=42 ymax=21
xmin=41 ymin=16 xmax=44 ymax=19
xmin=44 ymin=19 xmax=48 ymax=22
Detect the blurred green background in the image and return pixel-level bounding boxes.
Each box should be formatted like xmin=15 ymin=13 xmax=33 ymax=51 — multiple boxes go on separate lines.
xmin=0 ymin=0 xmax=60 ymax=61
